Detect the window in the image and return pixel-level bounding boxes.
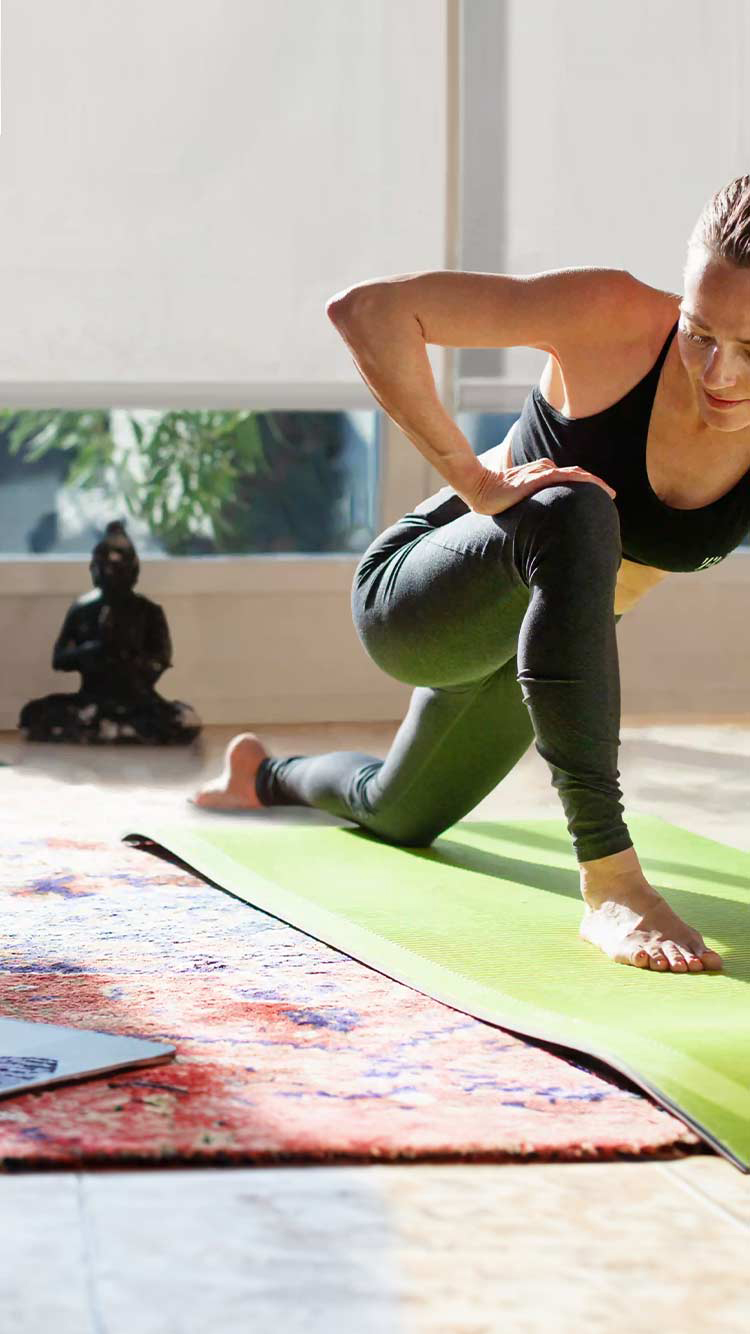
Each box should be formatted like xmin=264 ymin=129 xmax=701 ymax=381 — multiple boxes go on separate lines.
xmin=458 ymin=409 xmax=519 ymax=458
xmin=0 ymin=408 xmax=381 ymax=557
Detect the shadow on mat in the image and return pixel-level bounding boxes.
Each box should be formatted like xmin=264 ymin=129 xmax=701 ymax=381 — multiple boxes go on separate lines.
xmin=125 ymin=821 xmax=749 ymax=977
xmin=400 ymin=822 xmax=749 ymax=976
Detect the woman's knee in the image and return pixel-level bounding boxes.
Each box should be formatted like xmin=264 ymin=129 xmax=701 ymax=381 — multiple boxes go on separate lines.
xmin=364 ymin=816 xmax=442 ymax=849
xmin=508 ymin=483 xmax=621 ymax=589
xmin=542 ymin=483 xmax=620 ymax=540
xmin=524 ymin=483 xmax=621 ymax=577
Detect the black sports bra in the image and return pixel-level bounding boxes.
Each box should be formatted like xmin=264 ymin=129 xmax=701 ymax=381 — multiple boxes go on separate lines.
xmin=512 ymin=319 xmax=750 ymax=572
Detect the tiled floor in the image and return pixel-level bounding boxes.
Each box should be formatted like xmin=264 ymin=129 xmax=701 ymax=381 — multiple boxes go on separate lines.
xmin=2 ymin=718 xmax=750 ymax=1333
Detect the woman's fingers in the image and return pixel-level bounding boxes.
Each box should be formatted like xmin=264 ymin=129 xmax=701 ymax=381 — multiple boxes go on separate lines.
xmin=473 ymin=457 xmax=616 ymax=516
xmin=556 ymin=466 xmax=616 ymax=499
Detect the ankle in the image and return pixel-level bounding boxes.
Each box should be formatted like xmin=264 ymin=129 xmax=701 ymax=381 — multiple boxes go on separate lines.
xmin=579 ymin=845 xmax=641 ymax=879
xmin=579 ymin=845 xmax=656 ymax=911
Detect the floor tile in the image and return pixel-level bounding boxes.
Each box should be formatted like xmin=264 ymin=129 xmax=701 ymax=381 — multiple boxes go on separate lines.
xmin=75 ymin=1162 xmax=750 ymax=1334
xmin=657 ymin=1156 xmax=750 ymax=1229
xmin=0 ymin=1175 xmax=93 ymax=1332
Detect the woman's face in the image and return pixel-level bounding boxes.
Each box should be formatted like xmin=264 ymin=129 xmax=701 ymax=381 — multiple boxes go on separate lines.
xmin=678 ymin=248 xmax=750 ymax=431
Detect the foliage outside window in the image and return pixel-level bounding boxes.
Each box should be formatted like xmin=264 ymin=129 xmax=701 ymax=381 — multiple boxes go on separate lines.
xmin=0 ymin=408 xmax=378 ymax=557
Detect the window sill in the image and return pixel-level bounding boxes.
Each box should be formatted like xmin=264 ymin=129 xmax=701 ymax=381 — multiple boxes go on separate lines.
xmin=1 ymin=546 xmax=749 ymax=598
xmin=0 ymin=554 xmax=363 ymax=596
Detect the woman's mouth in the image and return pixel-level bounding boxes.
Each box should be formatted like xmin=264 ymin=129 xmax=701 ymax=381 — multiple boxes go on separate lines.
xmin=703 ymin=387 xmax=746 ymax=408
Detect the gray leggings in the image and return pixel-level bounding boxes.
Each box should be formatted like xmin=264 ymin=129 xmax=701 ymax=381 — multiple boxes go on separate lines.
xmin=255 ymin=481 xmax=631 ymax=863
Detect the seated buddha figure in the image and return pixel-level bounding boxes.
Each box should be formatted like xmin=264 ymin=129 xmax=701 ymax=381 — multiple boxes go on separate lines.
xmin=19 ymin=521 xmax=202 ymax=745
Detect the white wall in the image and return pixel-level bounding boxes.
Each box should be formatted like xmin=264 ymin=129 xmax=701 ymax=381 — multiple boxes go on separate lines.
xmin=5 ymin=556 xmax=750 ymax=729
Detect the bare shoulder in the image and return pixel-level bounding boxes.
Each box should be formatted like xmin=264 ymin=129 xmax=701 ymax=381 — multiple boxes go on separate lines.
xmin=567 ymin=270 xmax=680 ymax=362
xmin=479 ymin=272 xmax=680 ymax=495
xmin=619 ymin=272 xmax=681 ymax=343
xmin=547 ymin=273 xmax=678 ymax=590
xmin=540 ymin=274 xmax=680 ymax=419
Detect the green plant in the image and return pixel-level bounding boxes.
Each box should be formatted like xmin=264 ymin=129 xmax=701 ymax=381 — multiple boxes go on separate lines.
xmin=0 ymin=407 xmax=353 ymax=555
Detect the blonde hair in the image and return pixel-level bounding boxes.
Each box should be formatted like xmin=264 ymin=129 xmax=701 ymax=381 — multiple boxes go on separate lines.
xmin=686 ymin=175 xmax=750 ymax=270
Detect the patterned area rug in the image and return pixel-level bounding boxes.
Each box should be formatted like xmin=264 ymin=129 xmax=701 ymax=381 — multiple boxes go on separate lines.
xmin=0 ymin=822 xmax=705 ymax=1169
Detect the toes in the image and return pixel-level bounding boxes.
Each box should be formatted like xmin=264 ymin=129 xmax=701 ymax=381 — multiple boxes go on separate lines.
xmin=676 ymin=945 xmax=723 ymax=973
xmin=190 ymin=788 xmax=227 ymax=809
xmin=647 ymin=951 xmax=669 ymax=971
xmin=629 ymin=948 xmax=650 ymax=968
xmin=662 ymin=945 xmax=687 ymax=972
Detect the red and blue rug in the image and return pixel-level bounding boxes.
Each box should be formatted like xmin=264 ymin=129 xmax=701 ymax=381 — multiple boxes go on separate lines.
xmin=0 ymin=830 xmax=704 ymax=1169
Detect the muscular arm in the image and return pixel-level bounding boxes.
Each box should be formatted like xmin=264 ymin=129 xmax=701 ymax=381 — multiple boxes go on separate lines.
xmin=326 ymin=268 xmax=641 ymax=502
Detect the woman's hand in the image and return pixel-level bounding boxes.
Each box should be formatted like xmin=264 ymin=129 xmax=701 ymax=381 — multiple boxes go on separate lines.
xmin=458 ymin=458 xmax=616 ymax=517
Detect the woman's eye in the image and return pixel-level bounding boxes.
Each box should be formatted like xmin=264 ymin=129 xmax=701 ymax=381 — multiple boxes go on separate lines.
xmin=681 ymin=326 xmax=750 ymax=357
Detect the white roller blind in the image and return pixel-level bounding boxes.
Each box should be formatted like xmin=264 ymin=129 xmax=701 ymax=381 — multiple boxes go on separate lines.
xmin=0 ymin=0 xmax=449 ymax=405
xmin=459 ymin=0 xmax=750 ymax=406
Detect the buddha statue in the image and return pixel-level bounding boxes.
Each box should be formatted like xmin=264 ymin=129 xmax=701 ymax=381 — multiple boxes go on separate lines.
xmin=19 ymin=521 xmax=202 ymax=745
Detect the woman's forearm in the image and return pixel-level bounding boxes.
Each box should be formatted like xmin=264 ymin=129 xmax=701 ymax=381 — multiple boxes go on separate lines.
xmin=327 ymin=289 xmax=486 ymax=500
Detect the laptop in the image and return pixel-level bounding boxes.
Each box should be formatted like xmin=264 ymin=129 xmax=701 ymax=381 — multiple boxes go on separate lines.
xmin=0 ymin=1018 xmax=175 ymax=1097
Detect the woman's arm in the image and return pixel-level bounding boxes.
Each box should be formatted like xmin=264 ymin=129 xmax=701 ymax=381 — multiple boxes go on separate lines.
xmin=326 ymin=267 xmax=642 ymax=502
xmin=327 ymin=290 xmax=485 ymax=499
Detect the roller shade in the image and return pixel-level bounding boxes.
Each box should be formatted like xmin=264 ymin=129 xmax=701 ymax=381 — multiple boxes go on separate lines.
xmin=458 ymin=0 xmax=749 ymax=408
xmin=0 ymin=0 xmax=449 ymax=406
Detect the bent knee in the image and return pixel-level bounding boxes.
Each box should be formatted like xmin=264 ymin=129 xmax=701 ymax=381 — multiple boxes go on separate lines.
xmin=510 ymin=483 xmax=621 ymax=588
xmin=538 ymin=482 xmax=621 ymax=550
xmin=539 ymin=480 xmax=617 ymax=518
xmin=364 ymin=818 xmax=441 ymax=849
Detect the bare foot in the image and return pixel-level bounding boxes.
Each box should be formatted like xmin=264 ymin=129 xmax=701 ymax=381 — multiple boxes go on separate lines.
xmin=189 ymin=732 xmax=270 ymax=810
xmin=579 ymin=847 xmax=723 ymax=973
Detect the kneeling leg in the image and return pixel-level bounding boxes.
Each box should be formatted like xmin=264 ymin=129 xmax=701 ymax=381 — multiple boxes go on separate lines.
xmin=256 ymin=653 xmax=534 ymax=846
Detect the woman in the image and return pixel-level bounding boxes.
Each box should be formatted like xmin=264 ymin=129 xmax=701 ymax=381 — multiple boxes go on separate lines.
xmin=194 ymin=176 xmax=750 ymax=975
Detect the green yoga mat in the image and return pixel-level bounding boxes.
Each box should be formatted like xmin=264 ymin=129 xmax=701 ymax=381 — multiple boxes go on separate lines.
xmin=122 ymin=812 xmax=750 ymax=1172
